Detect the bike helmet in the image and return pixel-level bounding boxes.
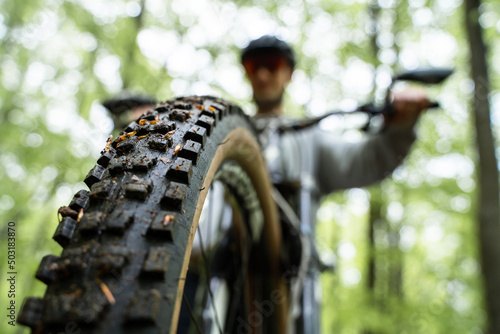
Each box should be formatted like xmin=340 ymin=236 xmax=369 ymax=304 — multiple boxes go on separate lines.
xmin=241 ymin=35 xmax=296 ymax=69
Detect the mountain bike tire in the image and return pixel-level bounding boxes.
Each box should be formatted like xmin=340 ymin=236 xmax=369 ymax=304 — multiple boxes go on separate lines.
xmin=18 ymin=96 xmax=288 ymax=333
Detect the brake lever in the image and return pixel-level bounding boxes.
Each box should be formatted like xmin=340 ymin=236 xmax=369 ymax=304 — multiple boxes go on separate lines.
xmin=279 ymin=68 xmax=453 ymax=134
xmin=360 ymin=98 xmax=442 ymax=133
xmin=428 ymin=101 xmax=440 ymax=109
xmin=380 ymin=99 xmax=442 ymax=118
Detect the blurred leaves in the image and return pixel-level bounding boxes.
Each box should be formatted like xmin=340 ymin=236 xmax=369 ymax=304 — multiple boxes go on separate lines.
xmin=0 ymin=0 xmax=498 ymax=333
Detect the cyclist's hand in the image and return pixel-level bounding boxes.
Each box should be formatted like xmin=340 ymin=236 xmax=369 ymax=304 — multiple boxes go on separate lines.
xmin=387 ymin=88 xmax=430 ymax=127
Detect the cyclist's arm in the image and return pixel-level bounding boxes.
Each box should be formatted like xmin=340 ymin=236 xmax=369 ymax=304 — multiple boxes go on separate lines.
xmin=315 ymin=123 xmax=417 ymax=193
xmin=315 ymin=89 xmax=427 ymax=193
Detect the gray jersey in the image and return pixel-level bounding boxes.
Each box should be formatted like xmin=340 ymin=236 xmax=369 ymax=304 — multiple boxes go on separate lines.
xmin=252 ymin=114 xmax=417 ymax=227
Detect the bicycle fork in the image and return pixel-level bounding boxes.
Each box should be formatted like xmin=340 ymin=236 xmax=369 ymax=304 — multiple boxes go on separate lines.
xmin=297 ymin=179 xmax=321 ymax=334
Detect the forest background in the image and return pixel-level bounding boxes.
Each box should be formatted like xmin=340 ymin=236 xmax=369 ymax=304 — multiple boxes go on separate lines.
xmin=0 ymin=0 xmax=499 ymax=333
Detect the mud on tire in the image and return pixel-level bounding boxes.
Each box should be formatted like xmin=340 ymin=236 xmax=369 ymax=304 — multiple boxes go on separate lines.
xmin=18 ymin=96 xmax=286 ymax=334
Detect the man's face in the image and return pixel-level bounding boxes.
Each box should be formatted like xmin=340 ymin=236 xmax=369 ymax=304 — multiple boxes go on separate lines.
xmin=243 ymin=53 xmax=293 ymax=112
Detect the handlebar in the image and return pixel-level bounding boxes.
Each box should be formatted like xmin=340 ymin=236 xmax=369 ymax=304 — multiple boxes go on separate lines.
xmin=278 ymin=67 xmax=453 ymax=134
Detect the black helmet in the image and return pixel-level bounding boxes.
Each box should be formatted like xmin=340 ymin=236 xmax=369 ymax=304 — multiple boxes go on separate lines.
xmin=241 ymin=35 xmax=296 ymax=69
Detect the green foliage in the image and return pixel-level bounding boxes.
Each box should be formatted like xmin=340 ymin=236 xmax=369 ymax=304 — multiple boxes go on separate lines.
xmin=0 ymin=0 xmax=497 ymax=333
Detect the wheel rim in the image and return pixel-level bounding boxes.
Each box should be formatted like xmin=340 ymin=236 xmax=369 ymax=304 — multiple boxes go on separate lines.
xmin=172 ymin=127 xmax=288 ymax=334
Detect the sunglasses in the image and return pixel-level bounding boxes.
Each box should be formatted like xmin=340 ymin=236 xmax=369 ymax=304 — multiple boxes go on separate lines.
xmin=243 ymin=55 xmax=288 ymax=74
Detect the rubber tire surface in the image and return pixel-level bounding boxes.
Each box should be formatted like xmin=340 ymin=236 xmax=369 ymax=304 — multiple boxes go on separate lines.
xmin=18 ymin=96 xmax=285 ymax=334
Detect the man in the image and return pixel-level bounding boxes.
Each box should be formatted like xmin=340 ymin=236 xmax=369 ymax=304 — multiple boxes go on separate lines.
xmin=241 ymin=35 xmax=427 ymax=196
xmin=241 ymin=35 xmax=429 ymax=333
xmin=242 ymin=35 xmax=427 ymax=126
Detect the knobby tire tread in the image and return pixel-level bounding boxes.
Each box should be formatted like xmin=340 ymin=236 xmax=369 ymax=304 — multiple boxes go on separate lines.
xmin=18 ymin=96 xmax=275 ymax=334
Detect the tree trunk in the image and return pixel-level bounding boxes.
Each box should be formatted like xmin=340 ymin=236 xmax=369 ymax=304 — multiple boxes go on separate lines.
xmin=464 ymin=1 xmax=500 ymax=333
xmin=366 ymin=1 xmax=382 ymax=300
xmin=364 ymin=187 xmax=380 ymax=334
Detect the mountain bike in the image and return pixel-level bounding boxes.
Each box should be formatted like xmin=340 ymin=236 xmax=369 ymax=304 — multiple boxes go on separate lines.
xmin=18 ymin=68 xmax=452 ymax=334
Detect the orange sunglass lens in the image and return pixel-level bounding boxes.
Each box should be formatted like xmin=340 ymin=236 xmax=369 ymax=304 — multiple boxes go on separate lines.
xmin=243 ymin=56 xmax=286 ymax=74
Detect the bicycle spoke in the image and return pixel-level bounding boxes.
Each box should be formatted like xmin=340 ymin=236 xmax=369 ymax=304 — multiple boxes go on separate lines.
xmin=182 ymin=293 xmax=203 ymax=334
xmin=188 ymin=170 xmax=274 ymax=333
xmin=197 ymin=207 xmax=224 ymax=334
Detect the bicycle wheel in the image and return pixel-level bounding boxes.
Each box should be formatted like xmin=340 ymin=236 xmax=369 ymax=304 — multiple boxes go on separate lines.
xmin=178 ymin=163 xmax=274 ymax=333
xmin=18 ymin=96 xmax=288 ymax=333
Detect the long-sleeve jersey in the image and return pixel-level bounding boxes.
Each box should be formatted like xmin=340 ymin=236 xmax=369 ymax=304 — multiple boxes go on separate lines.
xmin=252 ymin=114 xmax=417 ymax=228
